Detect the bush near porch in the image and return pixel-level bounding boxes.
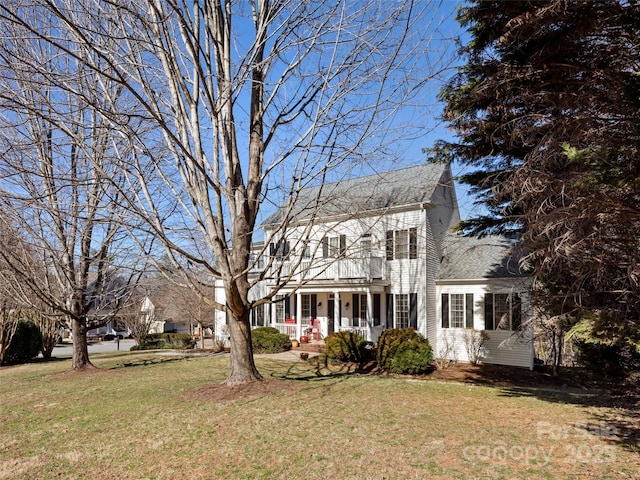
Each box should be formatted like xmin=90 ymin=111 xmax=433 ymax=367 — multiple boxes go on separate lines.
xmin=251 ymin=327 xmax=292 ymax=354
xmin=325 ymin=330 xmax=373 ymax=363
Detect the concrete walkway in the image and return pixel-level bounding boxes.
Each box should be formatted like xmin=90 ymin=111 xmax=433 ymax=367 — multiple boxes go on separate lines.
xmin=254 ymin=349 xmax=320 ymax=361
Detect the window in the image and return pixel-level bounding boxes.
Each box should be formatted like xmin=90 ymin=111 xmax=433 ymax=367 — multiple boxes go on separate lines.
xmin=250 ymin=305 xmax=265 ymax=327
xmin=386 ymin=228 xmax=417 ymax=260
xmin=450 ymin=294 xmax=465 ymax=328
xmin=249 ymin=253 xmax=264 ymax=271
xmin=322 ymin=234 xmax=346 ymax=258
xmin=484 ymin=293 xmax=522 ymax=330
xmin=441 ymin=293 xmax=474 ymax=329
xmin=360 ymin=234 xmax=372 ymax=256
xmin=396 ymin=294 xmax=409 ymax=328
xmin=275 ymin=295 xmax=286 ymax=323
xmin=386 ymin=293 xmax=418 ymax=329
xmin=269 ymin=240 xmax=290 ymax=260
xmin=352 ymin=294 xmax=367 ymax=327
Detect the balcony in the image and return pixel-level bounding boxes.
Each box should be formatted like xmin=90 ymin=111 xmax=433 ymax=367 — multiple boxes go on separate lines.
xmin=265 ymin=256 xmax=386 ymax=284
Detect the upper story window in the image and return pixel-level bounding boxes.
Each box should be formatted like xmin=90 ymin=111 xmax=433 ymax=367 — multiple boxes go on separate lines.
xmin=249 ymin=253 xmax=264 ymax=270
xmin=386 ymin=227 xmax=417 ymax=260
xmin=269 ymin=239 xmax=290 ymax=261
xmin=322 ymin=234 xmax=346 ymax=258
xmin=360 ymin=234 xmax=372 ymax=256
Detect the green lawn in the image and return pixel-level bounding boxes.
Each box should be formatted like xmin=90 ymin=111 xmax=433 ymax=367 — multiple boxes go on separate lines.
xmin=0 ymin=352 xmax=637 ymax=479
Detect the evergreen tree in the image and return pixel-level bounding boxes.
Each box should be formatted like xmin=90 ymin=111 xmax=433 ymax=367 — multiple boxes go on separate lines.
xmin=438 ymin=0 xmax=640 ymax=366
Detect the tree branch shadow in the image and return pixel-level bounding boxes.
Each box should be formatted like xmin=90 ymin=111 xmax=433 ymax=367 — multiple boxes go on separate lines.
xmin=498 ymin=384 xmax=639 ymax=453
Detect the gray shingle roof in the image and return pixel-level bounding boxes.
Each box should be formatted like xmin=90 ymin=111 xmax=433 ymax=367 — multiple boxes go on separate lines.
xmin=263 ymin=163 xmax=448 ymax=226
xmin=438 ymin=234 xmax=528 ymax=280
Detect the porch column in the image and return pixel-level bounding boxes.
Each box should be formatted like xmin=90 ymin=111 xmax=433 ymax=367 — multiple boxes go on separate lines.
xmin=366 ymin=290 xmax=374 ymax=342
xmin=334 ymin=291 xmax=340 ymax=333
xmin=296 ymin=292 xmax=302 ymax=340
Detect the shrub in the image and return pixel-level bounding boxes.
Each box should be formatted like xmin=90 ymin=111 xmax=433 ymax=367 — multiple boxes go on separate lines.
xmin=3 ymin=320 xmax=42 ymax=365
xmin=131 ymin=333 xmax=195 ymax=350
xmin=377 ymin=328 xmax=433 ymax=374
xmin=251 ymin=327 xmax=292 ymax=354
xmin=463 ymin=329 xmax=490 ymax=365
xmin=325 ymin=331 xmax=372 ymax=363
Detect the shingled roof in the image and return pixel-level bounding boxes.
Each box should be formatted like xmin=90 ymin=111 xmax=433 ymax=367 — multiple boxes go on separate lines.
xmin=438 ymin=234 xmax=529 ymax=280
xmin=263 ymin=163 xmax=448 ymax=226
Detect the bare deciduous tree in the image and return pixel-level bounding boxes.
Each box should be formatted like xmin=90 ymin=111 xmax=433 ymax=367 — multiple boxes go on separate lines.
xmin=1 ymin=0 xmax=453 ymax=383
xmin=0 ymin=9 xmax=147 ymax=370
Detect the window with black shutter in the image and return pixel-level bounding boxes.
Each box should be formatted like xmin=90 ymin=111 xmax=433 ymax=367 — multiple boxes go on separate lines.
xmin=409 ymin=293 xmax=417 ymax=329
xmin=386 ymin=293 xmax=394 ymax=329
xmin=465 ymin=293 xmax=474 ymax=329
xmin=441 ymin=293 xmax=449 ymax=328
xmin=484 ymin=294 xmax=494 ymax=330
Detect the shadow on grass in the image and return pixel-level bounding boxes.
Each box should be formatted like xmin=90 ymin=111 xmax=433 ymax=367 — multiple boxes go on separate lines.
xmin=498 ymin=383 xmax=639 ymax=454
xmin=262 ymin=355 xmax=378 ymax=383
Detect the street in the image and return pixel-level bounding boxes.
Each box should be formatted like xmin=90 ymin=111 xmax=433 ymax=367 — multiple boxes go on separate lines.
xmin=51 ymin=338 xmax=137 ymax=357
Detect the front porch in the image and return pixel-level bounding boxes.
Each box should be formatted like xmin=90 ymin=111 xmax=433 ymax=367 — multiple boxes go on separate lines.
xmin=268 ymin=289 xmax=385 ymax=343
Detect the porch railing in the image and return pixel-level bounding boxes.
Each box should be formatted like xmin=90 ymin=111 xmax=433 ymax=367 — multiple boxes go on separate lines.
xmin=274 ymin=324 xmax=298 ymax=339
xmin=266 ymin=256 xmax=385 ymax=282
xmin=338 ymin=326 xmax=368 ymax=339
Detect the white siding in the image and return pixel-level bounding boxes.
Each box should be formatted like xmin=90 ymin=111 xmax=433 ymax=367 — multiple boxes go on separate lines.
xmin=436 ymin=281 xmax=534 ymax=369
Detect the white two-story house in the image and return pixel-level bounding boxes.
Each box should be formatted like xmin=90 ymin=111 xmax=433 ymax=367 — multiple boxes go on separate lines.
xmin=215 ymin=163 xmax=533 ymax=368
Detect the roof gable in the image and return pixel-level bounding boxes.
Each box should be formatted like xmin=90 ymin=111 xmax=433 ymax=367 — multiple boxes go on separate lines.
xmin=263 ymin=163 xmax=448 ymax=226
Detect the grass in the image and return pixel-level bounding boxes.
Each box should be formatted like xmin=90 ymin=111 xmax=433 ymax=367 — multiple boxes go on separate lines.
xmin=0 ymin=351 xmax=638 ymax=479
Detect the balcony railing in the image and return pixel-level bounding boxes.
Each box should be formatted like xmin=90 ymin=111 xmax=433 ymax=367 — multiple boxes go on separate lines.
xmin=265 ymin=256 xmax=385 ymax=283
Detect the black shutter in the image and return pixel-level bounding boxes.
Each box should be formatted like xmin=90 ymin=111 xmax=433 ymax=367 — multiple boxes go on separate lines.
xmin=293 ymin=295 xmax=297 ymax=320
xmin=322 ymin=236 xmax=328 ymax=258
xmin=409 ymin=227 xmax=417 ymax=259
xmin=352 ymin=294 xmax=360 ymax=326
xmin=339 ymin=234 xmax=347 ymax=256
xmin=484 ymin=294 xmax=494 ymax=330
xmin=311 ymin=294 xmax=317 ymax=319
xmin=465 ymin=293 xmax=474 ymax=329
xmin=386 ymin=294 xmax=394 ymax=329
xmin=269 ymin=242 xmax=275 ymax=257
xmin=386 ymin=231 xmax=394 ymax=260
xmin=441 ymin=293 xmax=449 ymax=328
xmin=512 ymin=293 xmax=522 ymax=330
xmin=409 ymin=293 xmax=417 ymax=329
xmin=284 ymin=296 xmax=291 ymax=319
xmin=373 ymin=294 xmax=381 ymax=327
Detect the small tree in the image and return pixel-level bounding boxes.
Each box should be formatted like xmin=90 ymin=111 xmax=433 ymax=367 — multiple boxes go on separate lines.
xmin=0 ymin=304 xmax=19 ymax=365
xmin=463 ymin=329 xmax=489 ymax=365
xmin=33 ymin=310 xmax=59 ymax=360
xmin=434 ymin=330 xmax=458 ymax=369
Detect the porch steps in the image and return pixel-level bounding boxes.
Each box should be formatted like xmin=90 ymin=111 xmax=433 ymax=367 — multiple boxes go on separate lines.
xmin=293 ymin=341 xmax=326 ymax=354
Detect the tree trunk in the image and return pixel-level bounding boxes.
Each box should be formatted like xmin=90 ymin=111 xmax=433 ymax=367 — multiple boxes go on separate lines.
xmin=225 ymin=311 xmax=262 ymax=386
xmin=71 ymin=317 xmax=93 ymax=370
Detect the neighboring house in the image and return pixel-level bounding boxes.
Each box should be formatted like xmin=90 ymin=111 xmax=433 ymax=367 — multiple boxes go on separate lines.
xmin=141 ymin=279 xmax=217 ymax=335
xmin=86 ymin=274 xmax=133 ymax=339
xmin=214 ymin=163 xmax=534 ymax=368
